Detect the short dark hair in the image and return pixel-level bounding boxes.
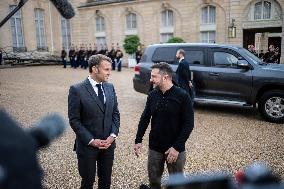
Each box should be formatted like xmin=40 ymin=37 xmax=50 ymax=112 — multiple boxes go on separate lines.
xmin=151 ymin=62 xmax=174 ymax=78
xmin=88 ymin=54 xmax=112 ymax=73
xmin=177 ymin=49 xmax=185 ymax=56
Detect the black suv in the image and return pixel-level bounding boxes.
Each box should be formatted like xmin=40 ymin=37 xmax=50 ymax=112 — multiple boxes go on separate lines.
xmin=133 ymin=43 xmax=284 ymax=123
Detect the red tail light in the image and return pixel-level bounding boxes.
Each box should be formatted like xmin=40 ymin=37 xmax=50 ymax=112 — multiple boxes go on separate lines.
xmin=234 ymin=169 xmax=245 ymax=185
xmin=134 ymin=64 xmax=140 ymax=75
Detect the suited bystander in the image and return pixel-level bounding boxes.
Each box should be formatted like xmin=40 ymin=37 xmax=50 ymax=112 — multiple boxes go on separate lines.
xmin=176 ymin=49 xmax=195 ymax=100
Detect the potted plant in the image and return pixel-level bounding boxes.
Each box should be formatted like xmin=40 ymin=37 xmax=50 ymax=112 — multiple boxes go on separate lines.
xmin=123 ymin=35 xmax=140 ymax=68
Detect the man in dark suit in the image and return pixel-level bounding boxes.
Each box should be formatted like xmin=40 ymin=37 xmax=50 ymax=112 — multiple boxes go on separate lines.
xmin=68 ymin=54 xmax=120 ymax=189
xmin=69 ymin=45 xmax=75 ymax=68
xmin=176 ymin=49 xmax=194 ymax=100
xmin=61 ymin=47 xmax=67 ymax=68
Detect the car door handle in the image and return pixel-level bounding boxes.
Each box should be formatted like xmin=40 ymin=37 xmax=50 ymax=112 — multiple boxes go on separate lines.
xmin=209 ymin=73 xmax=219 ymax=76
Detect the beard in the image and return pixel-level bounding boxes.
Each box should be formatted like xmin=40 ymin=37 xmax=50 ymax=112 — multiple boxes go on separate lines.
xmin=153 ymin=83 xmax=160 ymax=90
xmin=153 ymin=79 xmax=163 ymax=90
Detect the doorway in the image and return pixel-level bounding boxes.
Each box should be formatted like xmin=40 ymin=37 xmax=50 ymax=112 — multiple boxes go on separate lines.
xmin=243 ymin=27 xmax=282 ymax=53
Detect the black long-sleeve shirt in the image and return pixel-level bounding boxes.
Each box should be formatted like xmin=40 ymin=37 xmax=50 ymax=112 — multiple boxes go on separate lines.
xmin=135 ymin=85 xmax=194 ymax=153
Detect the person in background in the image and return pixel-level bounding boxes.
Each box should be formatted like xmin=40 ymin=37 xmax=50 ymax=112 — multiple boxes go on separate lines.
xmin=98 ymin=44 xmax=105 ymax=55
xmin=69 ymin=45 xmax=75 ymax=68
xmin=135 ymin=46 xmax=143 ymax=64
xmin=83 ymin=46 xmax=88 ymax=69
xmin=176 ymin=49 xmax=194 ymax=101
xmin=273 ymin=48 xmax=280 ymax=64
xmin=258 ymin=50 xmax=265 ymax=60
xmin=109 ymin=43 xmax=116 ymax=70
xmin=114 ymin=51 xmax=122 ymax=72
xmin=248 ymin=45 xmax=257 ymax=56
xmin=73 ymin=45 xmax=78 ymax=68
xmin=264 ymin=45 xmax=276 ymax=63
xmin=61 ymin=46 xmax=67 ymax=68
xmin=0 ymin=48 xmax=3 ymax=65
xmin=92 ymin=43 xmax=98 ymax=55
xmin=115 ymin=43 xmax=124 ymax=59
xmin=86 ymin=45 xmax=93 ymax=68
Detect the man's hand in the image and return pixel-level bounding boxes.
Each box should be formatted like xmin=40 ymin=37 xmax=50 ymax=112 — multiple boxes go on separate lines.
xmin=165 ymin=147 xmax=179 ymax=164
xmin=189 ymin=81 xmax=193 ymax=88
xmin=134 ymin=143 xmax=142 ymax=157
xmin=90 ymin=139 xmax=104 ymax=148
xmin=100 ymin=136 xmax=115 ymax=149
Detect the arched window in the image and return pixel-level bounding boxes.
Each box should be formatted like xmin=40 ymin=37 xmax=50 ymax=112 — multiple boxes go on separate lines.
xmin=126 ymin=13 xmax=137 ymax=30
xmin=96 ymin=16 xmax=105 ymax=32
xmin=202 ymin=5 xmax=216 ymax=24
xmin=254 ymin=1 xmax=271 ymax=20
xmin=161 ymin=9 xmax=173 ymax=27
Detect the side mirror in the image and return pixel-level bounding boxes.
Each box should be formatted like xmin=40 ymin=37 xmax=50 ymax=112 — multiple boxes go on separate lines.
xmin=237 ymin=59 xmax=250 ymax=68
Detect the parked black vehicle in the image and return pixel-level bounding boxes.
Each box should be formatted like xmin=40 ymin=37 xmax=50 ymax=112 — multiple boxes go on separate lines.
xmin=133 ymin=43 xmax=284 ymax=123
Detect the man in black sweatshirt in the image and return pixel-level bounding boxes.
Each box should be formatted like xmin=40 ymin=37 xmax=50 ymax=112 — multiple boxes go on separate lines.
xmin=134 ymin=62 xmax=194 ymax=189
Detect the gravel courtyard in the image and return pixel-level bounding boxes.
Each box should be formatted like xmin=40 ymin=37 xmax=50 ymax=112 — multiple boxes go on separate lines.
xmin=0 ymin=65 xmax=283 ymax=188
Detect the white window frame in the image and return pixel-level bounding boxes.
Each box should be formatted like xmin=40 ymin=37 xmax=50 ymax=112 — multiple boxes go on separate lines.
xmin=160 ymin=9 xmax=174 ymax=43
xmin=9 ymin=5 xmax=25 ymax=48
xmin=254 ymin=1 xmax=272 ymax=20
xmin=96 ymin=16 xmax=105 ymax=32
xmin=61 ymin=17 xmax=71 ymax=50
xmin=96 ymin=37 xmax=106 ymax=47
xmin=161 ymin=9 xmax=173 ymax=27
xmin=160 ymin=33 xmax=173 ymax=43
xmin=35 ymin=8 xmax=46 ymax=48
xmin=201 ymin=5 xmax=216 ymax=24
xmin=126 ymin=13 xmax=137 ymax=30
xmin=201 ymin=31 xmax=216 ymax=43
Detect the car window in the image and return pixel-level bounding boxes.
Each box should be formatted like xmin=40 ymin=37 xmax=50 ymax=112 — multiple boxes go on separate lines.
xmin=140 ymin=54 xmax=147 ymax=62
xmin=213 ymin=52 xmax=238 ymax=67
xmin=152 ymin=47 xmax=177 ymax=64
xmin=185 ymin=50 xmax=204 ymax=65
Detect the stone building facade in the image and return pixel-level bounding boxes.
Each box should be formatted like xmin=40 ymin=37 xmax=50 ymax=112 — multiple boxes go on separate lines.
xmin=0 ymin=0 xmax=283 ymax=63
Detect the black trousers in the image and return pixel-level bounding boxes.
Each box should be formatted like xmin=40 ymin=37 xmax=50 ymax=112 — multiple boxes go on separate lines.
xmin=77 ymin=147 xmax=114 ymax=189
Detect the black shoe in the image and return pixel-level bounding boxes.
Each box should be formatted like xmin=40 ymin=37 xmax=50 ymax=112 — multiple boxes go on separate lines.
xmin=139 ymin=184 xmax=150 ymax=189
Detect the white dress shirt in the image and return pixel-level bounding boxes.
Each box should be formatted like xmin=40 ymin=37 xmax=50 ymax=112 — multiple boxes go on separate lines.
xmin=88 ymin=75 xmax=106 ymax=103
xmin=179 ymin=57 xmax=184 ymax=63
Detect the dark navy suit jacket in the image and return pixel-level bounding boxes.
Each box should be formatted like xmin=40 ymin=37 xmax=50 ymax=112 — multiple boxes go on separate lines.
xmin=68 ymin=78 xmax=120 ymax=156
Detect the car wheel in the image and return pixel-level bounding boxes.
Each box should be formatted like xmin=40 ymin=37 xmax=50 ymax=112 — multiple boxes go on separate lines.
xmin=258 ymin=90 xmax=284 ymax=123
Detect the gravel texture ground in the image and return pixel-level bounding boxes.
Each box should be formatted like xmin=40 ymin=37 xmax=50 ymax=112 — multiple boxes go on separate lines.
xmin=0 ymin=65 xmax=283 ymax=189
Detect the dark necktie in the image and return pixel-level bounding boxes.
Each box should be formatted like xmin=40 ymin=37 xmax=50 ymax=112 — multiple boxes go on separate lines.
xmin=96 ymin=84 xmax=104 ymax=104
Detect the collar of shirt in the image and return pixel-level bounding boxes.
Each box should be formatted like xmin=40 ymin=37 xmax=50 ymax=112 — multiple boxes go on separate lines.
xmin=88 ymin=75 xmax=102 ymax=87
xmin=88 ymin=75 xmax=106 ymax=103
xmin=158 ymin=85 xmax=175 ymax=96
xmin=179 ymin=57 xmax=184 ymax=63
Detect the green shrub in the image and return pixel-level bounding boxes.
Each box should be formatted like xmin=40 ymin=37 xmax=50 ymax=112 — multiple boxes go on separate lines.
xmin=123 ymin=35 xmax=140 ymax=54
xmin=167 ymin=37 xmax=185 ymax=43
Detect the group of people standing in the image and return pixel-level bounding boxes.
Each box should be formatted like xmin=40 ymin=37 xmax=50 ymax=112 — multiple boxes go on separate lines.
xmin=68 ymin=48 xmax=194 ymax=189
xmin=0 ymin=48 xmax=2 ymax=65
xmin=61 ymin=43 xmax=124 ymax=71
xmin=248 ymin=44 xmax=281 ymax=64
